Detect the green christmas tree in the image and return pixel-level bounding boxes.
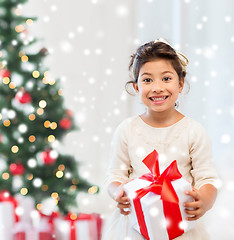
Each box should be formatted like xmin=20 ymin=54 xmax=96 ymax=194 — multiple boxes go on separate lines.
xmin=0 ymin=0 xmax=98 ymax=215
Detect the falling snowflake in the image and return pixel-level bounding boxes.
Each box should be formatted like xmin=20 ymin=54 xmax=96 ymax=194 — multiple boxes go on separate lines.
xmin=116 ymin=5 xmax=128 ymax=17
xmin=149 ymin=207 xmax=159 ymax=217
xmin=136 ymin=147 xmax=146 ymax=157
xmin=220 ymin=134 xmax=231 ymax=144
xmin=224 ymin=16 xmax=232 ymax=22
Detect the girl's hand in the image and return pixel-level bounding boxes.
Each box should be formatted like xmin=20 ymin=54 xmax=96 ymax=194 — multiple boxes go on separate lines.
xmin=113 ymin=181 xmax=132 ymax=216
xmin=183 ymin=187 xmax=209 ymax=221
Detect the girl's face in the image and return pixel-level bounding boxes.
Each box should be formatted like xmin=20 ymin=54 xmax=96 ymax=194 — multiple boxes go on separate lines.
xmin=133 ymin=59 xmax=184 ymax=115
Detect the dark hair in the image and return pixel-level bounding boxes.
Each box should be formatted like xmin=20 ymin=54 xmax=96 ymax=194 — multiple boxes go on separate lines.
xmin=126 ymin=40 xmax=188 ymax=92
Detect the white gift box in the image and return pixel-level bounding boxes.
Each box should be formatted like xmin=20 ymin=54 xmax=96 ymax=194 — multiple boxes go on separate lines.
xmin=13 ymin=221 xmax=34 ymax=240
xmin=54 ymin=216 xmax=98 ymax=240
xmin=15 ymin=194 xmax=35 ymax=224
xmin=124 ymin=177 xmax=196 ymax=240
xmin=0 ymin=202 xmax=14 ymax=240
xmin=34 ymin=218 xmax=54 ymax=240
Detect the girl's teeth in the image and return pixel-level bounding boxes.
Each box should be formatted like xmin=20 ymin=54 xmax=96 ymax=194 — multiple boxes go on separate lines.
xmin=151 ymin=97 xmax=166 ymax=101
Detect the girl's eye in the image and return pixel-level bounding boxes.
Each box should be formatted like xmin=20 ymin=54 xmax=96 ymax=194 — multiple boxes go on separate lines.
xmin=163 ymin=77 xmax=171 ymax=81
xmin=143 ymin=78 xmax=152 ymax=82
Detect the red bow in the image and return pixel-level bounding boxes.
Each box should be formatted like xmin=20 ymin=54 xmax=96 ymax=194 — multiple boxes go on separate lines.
xmin=133 ymin=150 xmax=184 ymax=240
xmin=39 ymin=211 xmax=59 ymax=232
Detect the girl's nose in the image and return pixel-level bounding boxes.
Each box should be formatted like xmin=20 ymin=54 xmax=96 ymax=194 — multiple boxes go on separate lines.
xmin=152 ymin=80 xmax=164 ymax=93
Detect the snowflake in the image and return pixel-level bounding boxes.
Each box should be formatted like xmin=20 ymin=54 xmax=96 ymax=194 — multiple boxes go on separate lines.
xmin=202 ymin=16 xmax=208 ymax=22
xmin=218 ymin=207 xmax=230 ymax=219
xmin=15 ymin=206 xmax=24 ymax=217
xmin=179 ymin=221 xmax=188 ymax=230
xmin=138 ymin=22 xmax=144 ymax=28
xmin=216 ymin=109 xmax=222 ymax=115
xmin=60 ymin=41 xmax=72 ymax=53
xmin=82 ymin=198 xmax=89 ymax=205
xmin=28 ymin=158 xmax=37 ymax=168
xmin=77 ymin=26 xmax=84 ymax=33
xmin=149 ymin=207 xmax=159 ymax=217
xmin=210 ymin=71 xmax=217 ymax=77
xmin=191 ymin=76 xmax=197 ymax=82
xmin=136 ymin=147 xmax=146 ymax=157
xmin=18 ymin=124 xmax=28 ymax=133
xmin=105 ymin=68 xmax=112 ymax=75
xmin=224 ymin=16 xmax=232 ymax=22
xmin=116 ymin=5 xmax=128 ymax=17
xmin=68 ymin=32 xmax=75 ymax=39
xmin=220 ymin=134 xmax=231 ymax=144
xmin=92 ymin=135 xmax=99 ymax=142
xmin=196 ymin=23 xmax=203 ymax=30
xmin=33 ymin=178 xmax=43 ymax=187
xmin=43 ymin=16 xmax=50 ymax=22
xmin=50 ymin=5 xmax=57 ymax=12
xmin=113 ymin=108 xmax=120 ymax=115
xmin=226 ymin=181 xmax=234 ymax=191
xmin=105 ymin=127 xmax=112 ymax=133
xmin=95 ymin=48 xmax=102 ymax=55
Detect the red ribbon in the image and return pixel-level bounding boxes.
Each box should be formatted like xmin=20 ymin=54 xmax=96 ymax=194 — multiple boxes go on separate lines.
xmin=39 ymin=211 xmax=59 ymax=232
xmin=65 ymin=213 xmax=77 ymax=240
xmin=133 ymin=150 xmax=184 ymax=240
xmin=0 ymin=190 xmax=19 ymax=222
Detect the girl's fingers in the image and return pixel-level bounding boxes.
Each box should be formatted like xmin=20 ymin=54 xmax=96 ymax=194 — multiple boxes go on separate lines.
xmin=117 ymin=202 xmax=131 ymax=209
xmin=186 ymin=214 xmax=201 ymax=221
xmin=120 ymin=209 xmax=131 ymax=215
xmin=185 ymin=189 xmax=199 ymax=201
xmin=183 ymin=200 xmax=200 ymax=209
xmin=185 ymin=208 xmax=201 ymax=216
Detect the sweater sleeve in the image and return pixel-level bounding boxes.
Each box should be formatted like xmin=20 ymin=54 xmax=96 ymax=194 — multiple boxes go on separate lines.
xmin=189 ymin=122 xmax=219 ymax=190
xmin=104 ymin=119 xmax=132 ymax=188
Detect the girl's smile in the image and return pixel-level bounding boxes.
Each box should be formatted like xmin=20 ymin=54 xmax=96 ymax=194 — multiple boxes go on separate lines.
xmin=149 ymin=95 xmax=169 ymax=104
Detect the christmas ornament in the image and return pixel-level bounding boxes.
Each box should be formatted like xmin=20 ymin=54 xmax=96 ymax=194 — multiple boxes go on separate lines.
xmin=41 ymin=149 xmax=57 ymax=165
xmin=59 ymin=117 xmax=72 ymax=130
xmin=0 ymin=69 xmax=11 ymax=78
xmin=9 ymin=163 xmax=25 ymax=176
xmin=66 ymin=109 xmax=73 ymax=117
xmin=39 ymin=47 xmax=49 ymax=56
xmin=15 ymin=90 xmax=32 ymax=104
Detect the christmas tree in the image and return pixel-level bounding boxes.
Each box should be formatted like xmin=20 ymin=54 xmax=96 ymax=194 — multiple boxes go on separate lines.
xmin=0 ymin=0 xmax=98 ymax=215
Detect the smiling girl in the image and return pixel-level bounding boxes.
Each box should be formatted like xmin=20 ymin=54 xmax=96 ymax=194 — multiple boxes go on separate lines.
xmin=102 ymin=39 xmax=219 ymax=240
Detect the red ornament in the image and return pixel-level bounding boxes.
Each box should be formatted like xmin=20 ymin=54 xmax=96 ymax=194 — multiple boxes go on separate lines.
xmin=59 ymin=118 xmax=72 ymax=130
xmin=66 ymin=109 xmax=73 ymax=117
xmin=0 ymin=134 xmax=2 ymax=144
xmin=41 ymin=149 xmax=57 ymax=165
xmin=15 ymin=91 xmax=32 ymax=104
xmin=0 ymin=69 xmax=11 ymax=78
xmin=9 ymin=163 xmax=25 ymax=176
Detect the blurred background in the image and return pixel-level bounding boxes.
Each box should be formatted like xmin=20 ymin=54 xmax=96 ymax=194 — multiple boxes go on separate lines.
xmin=20 ymin=0 xmax=234 ymax=239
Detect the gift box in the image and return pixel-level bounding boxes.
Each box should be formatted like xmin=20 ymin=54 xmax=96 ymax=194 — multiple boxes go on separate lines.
xmin=15 ymin=194 xmax=35 ymax=224
xmin=124 ymin=150 xmax=196 ymax=240
xmin=37 ymin=211 xmax=59 ymax=238
xmin=34 ymin=217 xmax=55 ymax=240
xmin=0 ymin=202 xmax=14 ymax=240
xmin=13 ymin=222 xmax=34 ymax=240
xmin=54 ymin=213 xmax=98 ymax=240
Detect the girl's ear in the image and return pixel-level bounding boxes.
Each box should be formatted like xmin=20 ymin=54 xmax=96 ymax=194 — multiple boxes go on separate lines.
xmin=179 ymin=78 xmax=184 ymax=93
xmin=133 ymin=83 xmax=139 ymax=92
